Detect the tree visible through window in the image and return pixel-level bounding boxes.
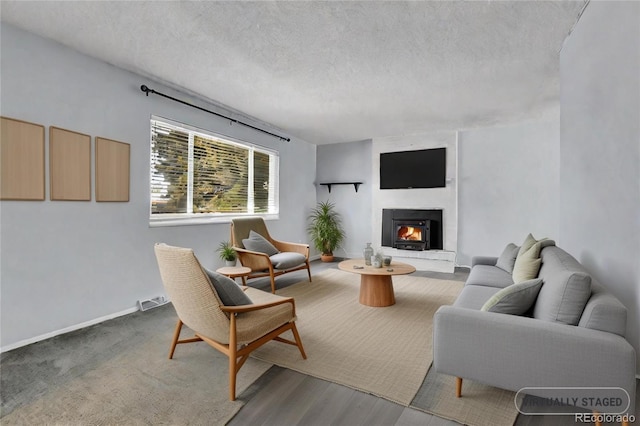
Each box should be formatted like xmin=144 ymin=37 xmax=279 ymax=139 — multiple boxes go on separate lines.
xmin=150 ymin=117 xmax=279 ymax=220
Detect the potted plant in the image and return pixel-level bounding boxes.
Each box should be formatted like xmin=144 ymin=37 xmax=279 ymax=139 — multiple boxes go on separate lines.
xmin=307 ymin=200 xmax=346 ymax=262
xmin=217 ymin=241 xmax=237 ymax=266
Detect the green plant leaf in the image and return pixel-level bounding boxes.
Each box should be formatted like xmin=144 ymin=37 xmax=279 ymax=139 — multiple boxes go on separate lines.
xmin=307 ymin=200 xmax=346 ymax=255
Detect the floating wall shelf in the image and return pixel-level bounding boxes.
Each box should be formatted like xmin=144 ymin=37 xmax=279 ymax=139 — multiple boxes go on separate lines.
xmin=319 ymin=182 xmax=363 ymax=193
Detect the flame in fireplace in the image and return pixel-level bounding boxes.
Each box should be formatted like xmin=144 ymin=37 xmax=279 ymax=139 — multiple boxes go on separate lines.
xmin=398 ymin=226 xmax=422 ymax=241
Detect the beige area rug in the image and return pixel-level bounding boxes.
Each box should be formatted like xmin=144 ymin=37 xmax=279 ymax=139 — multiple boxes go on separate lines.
xmin=252 ymin=268 xmax=520 ymax=426
xmin=251 ymin=268 xmax=462 ymax=405
xmin=2 ymin=319 xmax=272 ymax=425
xmin=412 ymin=367 xmax=519 ymax=426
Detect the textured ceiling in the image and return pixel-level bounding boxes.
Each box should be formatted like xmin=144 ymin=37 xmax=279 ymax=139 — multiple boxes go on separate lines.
xmin=1 ymin=1 xmax=586 ymax=144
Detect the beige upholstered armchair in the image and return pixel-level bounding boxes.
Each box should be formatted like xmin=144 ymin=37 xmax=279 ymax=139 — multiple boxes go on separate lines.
xmin=230 ymin=217 xmax=311 ymax=293
xmin=154 ymin=243 xmax=307 ymax=401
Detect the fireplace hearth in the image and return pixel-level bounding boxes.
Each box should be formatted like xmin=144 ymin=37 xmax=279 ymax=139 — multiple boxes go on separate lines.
xmin=382 ymin=209 xmax=443 ymax=250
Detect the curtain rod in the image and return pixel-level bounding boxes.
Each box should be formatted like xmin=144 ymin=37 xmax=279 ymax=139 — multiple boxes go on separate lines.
xmin=140 ymin=85 xmax=290 ymax=142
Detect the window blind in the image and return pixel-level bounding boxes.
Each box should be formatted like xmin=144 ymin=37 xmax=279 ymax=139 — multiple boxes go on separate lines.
xmin=150 ymin=118 xmax=279 ymax=219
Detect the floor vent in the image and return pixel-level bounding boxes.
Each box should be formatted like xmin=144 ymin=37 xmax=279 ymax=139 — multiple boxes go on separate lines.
xmin=138 ymin=295 xmax=169 ymax=311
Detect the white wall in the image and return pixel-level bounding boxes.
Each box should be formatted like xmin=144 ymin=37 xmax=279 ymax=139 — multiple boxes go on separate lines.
xmin=559 ymin=1 xmax=640 ymax=371
xmin=457 ymin=118 xmax=560 ymax=265
xmin=372 ymin=133 xmax=458 ymax=252
xmin=315 ymin=140 xmax=372 ymax=258
xmin=0 ymin=24 xmax=317 ymax=350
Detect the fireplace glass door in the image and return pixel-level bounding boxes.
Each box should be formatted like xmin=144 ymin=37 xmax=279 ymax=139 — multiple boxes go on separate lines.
xmin=393 ymin=219 xmax=430 ymax=250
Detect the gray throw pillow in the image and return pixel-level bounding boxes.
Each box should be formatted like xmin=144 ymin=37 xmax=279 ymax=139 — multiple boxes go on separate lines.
xmin=495 ymin=243 xmax=519 ymax=273
xmin=270 ymin=252 xmax=306 ymax=269
xmin=204 ymin=268 xmax=252 ymax=306
xmin=242 ymin=230 xmax=279 ymax=256
xmin=481 ymin=278 xmax=543 ymax=315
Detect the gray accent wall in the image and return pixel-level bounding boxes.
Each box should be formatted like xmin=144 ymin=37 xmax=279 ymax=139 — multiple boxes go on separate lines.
xmin=559 ymin=1 xmax=640 ymax=371
xmin=315 ymin=140 xmax=372 ymax=258
xmin=457 ymin=119 xmax=560 ymax=266
xmin=0 ymin=24 xmax=317 ymax=350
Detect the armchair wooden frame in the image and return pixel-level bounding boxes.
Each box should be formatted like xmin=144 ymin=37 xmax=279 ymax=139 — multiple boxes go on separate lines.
xmin=169 ymin=297 xmax=307 ymax=401
xmin=154 ymin=243 xmax=307 ymax=401
xmin=230 ymin=217 xmax=312 ymax=293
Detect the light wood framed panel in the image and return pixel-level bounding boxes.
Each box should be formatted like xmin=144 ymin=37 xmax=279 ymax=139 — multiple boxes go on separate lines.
xmin=49 ymin=126 xmax=91 ymax=201
xmin=95 ymin=137 xmax=130 ymax=202
xmin=0 ymin=116 xmax=46 ymax=200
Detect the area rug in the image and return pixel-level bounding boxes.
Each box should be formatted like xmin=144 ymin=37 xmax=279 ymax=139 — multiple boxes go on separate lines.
xmin=251 ymin=268 xmax=462 ymax=406
xmin=251 ymin=268 xmax=521 ymax=426
xmin=1 ymin=308 xmax=272 ymax=425
xmin=412 ymin=367 xmax=519 ymax=426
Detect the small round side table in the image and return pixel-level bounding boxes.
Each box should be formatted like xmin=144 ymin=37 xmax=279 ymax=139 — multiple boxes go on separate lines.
xmin=216 ymin=266 xmax=252 ymax=286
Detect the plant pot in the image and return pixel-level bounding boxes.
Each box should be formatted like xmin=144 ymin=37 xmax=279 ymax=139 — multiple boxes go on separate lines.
xmin=320 ymin=253 xmax=334 ymax=262
xmin=225 ymin=260 xmax=236 ymax=267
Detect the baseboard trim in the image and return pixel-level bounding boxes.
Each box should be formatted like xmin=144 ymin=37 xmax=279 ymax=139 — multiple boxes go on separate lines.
xmin=0 ymin=306 xmax=139 ymax=353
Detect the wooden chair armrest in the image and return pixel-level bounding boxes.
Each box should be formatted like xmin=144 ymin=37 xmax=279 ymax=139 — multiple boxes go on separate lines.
xmin=234 ymin=248 xmax=273 ymax=270
xmin=233 ymin=247 xmax=270 ymax=257
xmin=221 ymin=297 xmax=296 ymax=315
xmin=271 ymin=240 xmax=310 ymax=257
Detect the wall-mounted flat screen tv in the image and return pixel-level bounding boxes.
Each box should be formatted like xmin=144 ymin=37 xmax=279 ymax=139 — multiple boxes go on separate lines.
xmin=380 ymin=147 xmax=446 ymax=189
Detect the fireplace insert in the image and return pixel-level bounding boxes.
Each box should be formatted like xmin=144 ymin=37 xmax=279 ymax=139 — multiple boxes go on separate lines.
xmin=393 ymin=219 xmax=430 ymax=250
xmin=382 ymin=209 xmax=443 ymax=250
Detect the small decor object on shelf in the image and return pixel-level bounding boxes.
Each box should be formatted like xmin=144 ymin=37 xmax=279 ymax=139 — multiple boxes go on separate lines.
xmin=217 ymin=241 xmax=237 ymax=267
xmin=363 ymin=243 xmax=374 ymax=265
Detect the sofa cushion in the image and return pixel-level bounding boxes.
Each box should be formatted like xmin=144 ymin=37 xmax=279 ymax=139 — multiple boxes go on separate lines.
xmin=481 ymin=278 xmax=543 ymax=315
xmin=512 ymin=234 xmax=555 ymax=283
xmin=533 ymin=246 xmax=592 ymax=325
xmin=242 ymin=230 xmax=279 ymax=256
xmin=495 ymin=243 xmax=519 ymax=273
xmin=270 ymin=252 xmax=306 ymax=269
xmin=204 ymin=268 xmax=252 ymax=306
xmin=466 ymin=265 xmax=514 ymax=289
xmin=454 ymin=285 xmax=502 ymax=310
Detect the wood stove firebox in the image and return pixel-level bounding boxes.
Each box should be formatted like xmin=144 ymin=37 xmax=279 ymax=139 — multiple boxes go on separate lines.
xmin=382 ymin=209 xmax=443 ymax=251
xmin=393 ymin=219 xmax=430 ymax=250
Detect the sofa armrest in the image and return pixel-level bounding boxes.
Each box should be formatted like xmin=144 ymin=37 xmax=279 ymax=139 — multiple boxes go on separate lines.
xmin=433 ymin=306 xmax=636 ymax=414
xmin=471 ymin=256 xmax=498 ymax=267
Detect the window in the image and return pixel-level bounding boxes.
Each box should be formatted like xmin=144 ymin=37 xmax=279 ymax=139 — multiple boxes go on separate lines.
xmin=150 ymin=117 xmax=279 ymax=226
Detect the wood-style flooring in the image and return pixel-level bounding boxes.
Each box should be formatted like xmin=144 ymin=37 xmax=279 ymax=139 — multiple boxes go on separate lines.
xmin=231 ymin=366 xmax=458 ymax=426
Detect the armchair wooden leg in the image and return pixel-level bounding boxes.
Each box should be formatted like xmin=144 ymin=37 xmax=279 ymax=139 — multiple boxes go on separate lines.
xmin=290 ymin=322 xmax=307 ymax=359
xmin=455 ymin=377 xmax=463 ymax=398
xmin=270 ymin=274 xmax=276 ymax=294
xmin=306 ymin=261 xmax=312 ymax=283
xmin=229 ymin=315 xmax=238 ymax=401
xmin=169 ymin=319 xmax=183 ymax=359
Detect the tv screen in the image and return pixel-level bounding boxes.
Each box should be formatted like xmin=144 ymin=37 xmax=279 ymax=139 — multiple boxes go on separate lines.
xmin=380 ymin=148 xmax=446 ymax=189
